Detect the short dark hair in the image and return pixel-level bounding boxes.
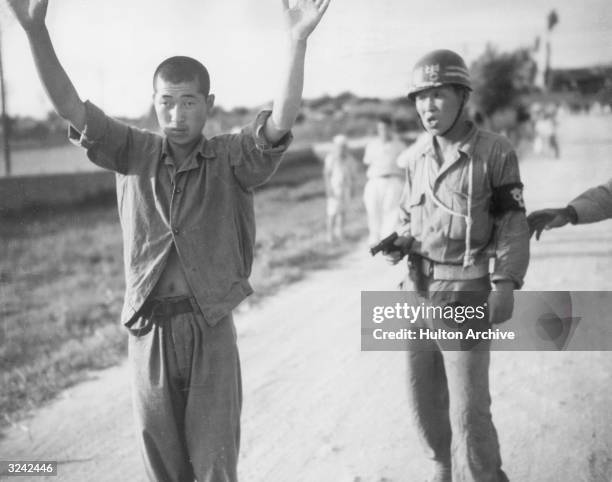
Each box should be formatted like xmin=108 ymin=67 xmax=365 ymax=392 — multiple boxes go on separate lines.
xmin=153 ymin=56 xmax=211 ymax=96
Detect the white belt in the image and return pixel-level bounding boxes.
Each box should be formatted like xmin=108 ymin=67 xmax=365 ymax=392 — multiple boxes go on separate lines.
xmin=420 ymin=258 xmax=489 ymax=280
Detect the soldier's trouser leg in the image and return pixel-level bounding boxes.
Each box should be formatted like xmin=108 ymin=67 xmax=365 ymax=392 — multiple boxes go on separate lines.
xmin=128 ymin=310 xmax=242 ymax=482
xmin=405 ymin=276 xmax=508 ymax=481
xmin=406 ymin=348 xmax=453 ymax=474
xmin=407 ymin=345 xmax=507 ymax=482
xmin=442 ymin=346 xmax=507 ymax=482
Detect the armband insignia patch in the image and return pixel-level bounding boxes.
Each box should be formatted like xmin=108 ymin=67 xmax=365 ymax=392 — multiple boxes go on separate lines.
xmin=491 ymin=182 xmax=526 ymax=215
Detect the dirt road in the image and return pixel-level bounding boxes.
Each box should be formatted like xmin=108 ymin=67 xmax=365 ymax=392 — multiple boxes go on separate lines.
xmin=2 ymin=115 xmax=612 ymax=482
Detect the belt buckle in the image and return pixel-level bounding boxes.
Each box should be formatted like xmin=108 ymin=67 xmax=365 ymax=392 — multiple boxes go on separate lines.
xmin=143 ymin=296 xmax=196 ymax=319
xmin=162 ymin=296 xmax=195 ymax=317
xmin=139 ymin=299 xmax=157 ymax=317
xmin=423 ymin=258 xmax=434 ymax=277
xmin=147 ymin=297 xmax=180 ymax=318
xmin=149 ymin=299 xmax=169 ymax=317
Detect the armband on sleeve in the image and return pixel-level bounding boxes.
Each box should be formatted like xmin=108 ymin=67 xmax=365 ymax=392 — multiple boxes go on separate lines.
xmin=490 ymin=182 xmax=526 ymax=216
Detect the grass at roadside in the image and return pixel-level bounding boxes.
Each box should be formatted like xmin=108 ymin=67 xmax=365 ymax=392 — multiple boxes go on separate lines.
xmin=0 ymin=175 xmax=367 ymax=430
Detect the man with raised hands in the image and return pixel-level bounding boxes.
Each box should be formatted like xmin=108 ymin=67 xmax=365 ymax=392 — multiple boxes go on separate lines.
xmin=8 ymin=0 xmax=330 ymax=480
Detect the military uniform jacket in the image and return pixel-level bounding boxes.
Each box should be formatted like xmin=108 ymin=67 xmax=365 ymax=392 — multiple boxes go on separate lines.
xmin=69 ymin=102 xmax=292 ymax=326
xmin=397 ymin=123 xmax=530 ymax=288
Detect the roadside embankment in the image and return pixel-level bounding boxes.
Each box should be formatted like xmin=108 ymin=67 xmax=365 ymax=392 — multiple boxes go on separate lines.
xmin=0 ymin=145 xmax=365 ymax=215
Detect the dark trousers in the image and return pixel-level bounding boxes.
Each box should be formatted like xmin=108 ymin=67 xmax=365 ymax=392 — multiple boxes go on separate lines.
xmin=404 ymin=275 xmax=509 ymax=482
xmin=127 ymin=305 xmax=242 ymax=482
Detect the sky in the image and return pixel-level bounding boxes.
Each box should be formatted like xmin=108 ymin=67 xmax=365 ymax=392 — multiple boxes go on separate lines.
xmin=1 ymin=0 xmax=611 ymax=119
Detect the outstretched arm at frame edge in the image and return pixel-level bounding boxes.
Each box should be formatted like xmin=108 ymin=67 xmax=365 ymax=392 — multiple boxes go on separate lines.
xmin=264 ymin=0 xmax=331 ymax=145
xmin=8 ymin=0 xmax=85 ymax=131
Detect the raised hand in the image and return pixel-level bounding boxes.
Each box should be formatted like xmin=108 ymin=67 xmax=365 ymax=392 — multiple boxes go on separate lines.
xmin=7 ymin=0 xmax=48 ymax=31
xmin=7 ymin=0 xmax=85 ymax=129
xmin=527 ymin=208 xmax=572 ymax=240
xmin=281 ymin=0 xmax=331 ymax=41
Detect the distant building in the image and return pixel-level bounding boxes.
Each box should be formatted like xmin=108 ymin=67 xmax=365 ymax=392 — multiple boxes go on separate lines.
xmin=549 ymin=65 xmax=612 ymax=95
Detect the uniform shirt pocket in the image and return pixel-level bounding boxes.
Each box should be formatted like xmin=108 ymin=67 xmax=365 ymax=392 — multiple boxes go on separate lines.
xmin=448 ymin=189 xmax=491 ymax=243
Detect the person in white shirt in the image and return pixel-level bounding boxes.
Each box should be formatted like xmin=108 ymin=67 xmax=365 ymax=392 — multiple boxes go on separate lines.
xmin=362 ymin=115 xmax=406 ymax=245
xmin=324 ymin=135 xmax=358 ymax=242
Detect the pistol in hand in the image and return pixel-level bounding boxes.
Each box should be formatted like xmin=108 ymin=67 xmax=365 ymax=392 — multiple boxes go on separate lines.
xmin=370 ymin=232 xmax=401 ymax=256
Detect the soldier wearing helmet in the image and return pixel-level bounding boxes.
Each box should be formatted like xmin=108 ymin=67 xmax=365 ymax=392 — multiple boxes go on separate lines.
xmin=388 ymin=49 xmax=530 ymax=481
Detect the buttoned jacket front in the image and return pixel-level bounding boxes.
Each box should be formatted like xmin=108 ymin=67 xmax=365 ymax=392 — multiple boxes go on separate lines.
xmin=70 ymin=101 xmax=292 ymax=325
xmin=398 ymin=123 xmax=529 ymax=287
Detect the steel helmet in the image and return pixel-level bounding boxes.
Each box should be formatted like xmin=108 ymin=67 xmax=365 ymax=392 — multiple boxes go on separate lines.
xmin=407 ymin=49 xmax=472 ymax=100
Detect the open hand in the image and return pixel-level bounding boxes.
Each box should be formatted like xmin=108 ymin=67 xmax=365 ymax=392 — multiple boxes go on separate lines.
xmin=527 ymin=208 xmax=572 ymax=240
xmin=282 ymin=0 xmax=331 ymax=41
xmin=7 ymin=0 xmax=48 ymax=31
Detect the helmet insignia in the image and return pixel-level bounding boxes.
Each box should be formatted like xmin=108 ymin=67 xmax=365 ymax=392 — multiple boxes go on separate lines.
xmin=423 ymin=64 xmax=440 ymax=82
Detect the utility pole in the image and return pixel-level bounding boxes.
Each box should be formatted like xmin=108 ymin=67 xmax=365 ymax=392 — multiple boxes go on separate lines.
xmin=544 ymin=9 xmax=559 ymax=91
xmin=0 ymin=31 xmax=11 ymax=177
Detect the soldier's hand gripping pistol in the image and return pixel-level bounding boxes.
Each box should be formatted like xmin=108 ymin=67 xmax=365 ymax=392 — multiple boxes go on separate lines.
xmin=371 ymin=232 xmax=425 ymax=291
xmin=369 ymin=232 xmax=414 ymax=257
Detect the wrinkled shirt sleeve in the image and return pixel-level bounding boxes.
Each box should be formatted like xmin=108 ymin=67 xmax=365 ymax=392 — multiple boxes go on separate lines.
xmin=230 ymin=110 xmax=293 ymax=190
xmin=569 ymin=179 xmax=612 ymax=224
xmin=489 ymin=148 xmax=530 ymax=288
xmin=68 ymin=100 xmax=150 ymax=175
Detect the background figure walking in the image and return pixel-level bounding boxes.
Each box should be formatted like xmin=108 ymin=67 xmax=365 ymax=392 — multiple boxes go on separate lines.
xmin=362 ymin=115 xmax=406 ymax=246
xmin=533 ymin=104 xmax=560 ymax=159
xmin=324 ymin=135 xmax=357 ymax=242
